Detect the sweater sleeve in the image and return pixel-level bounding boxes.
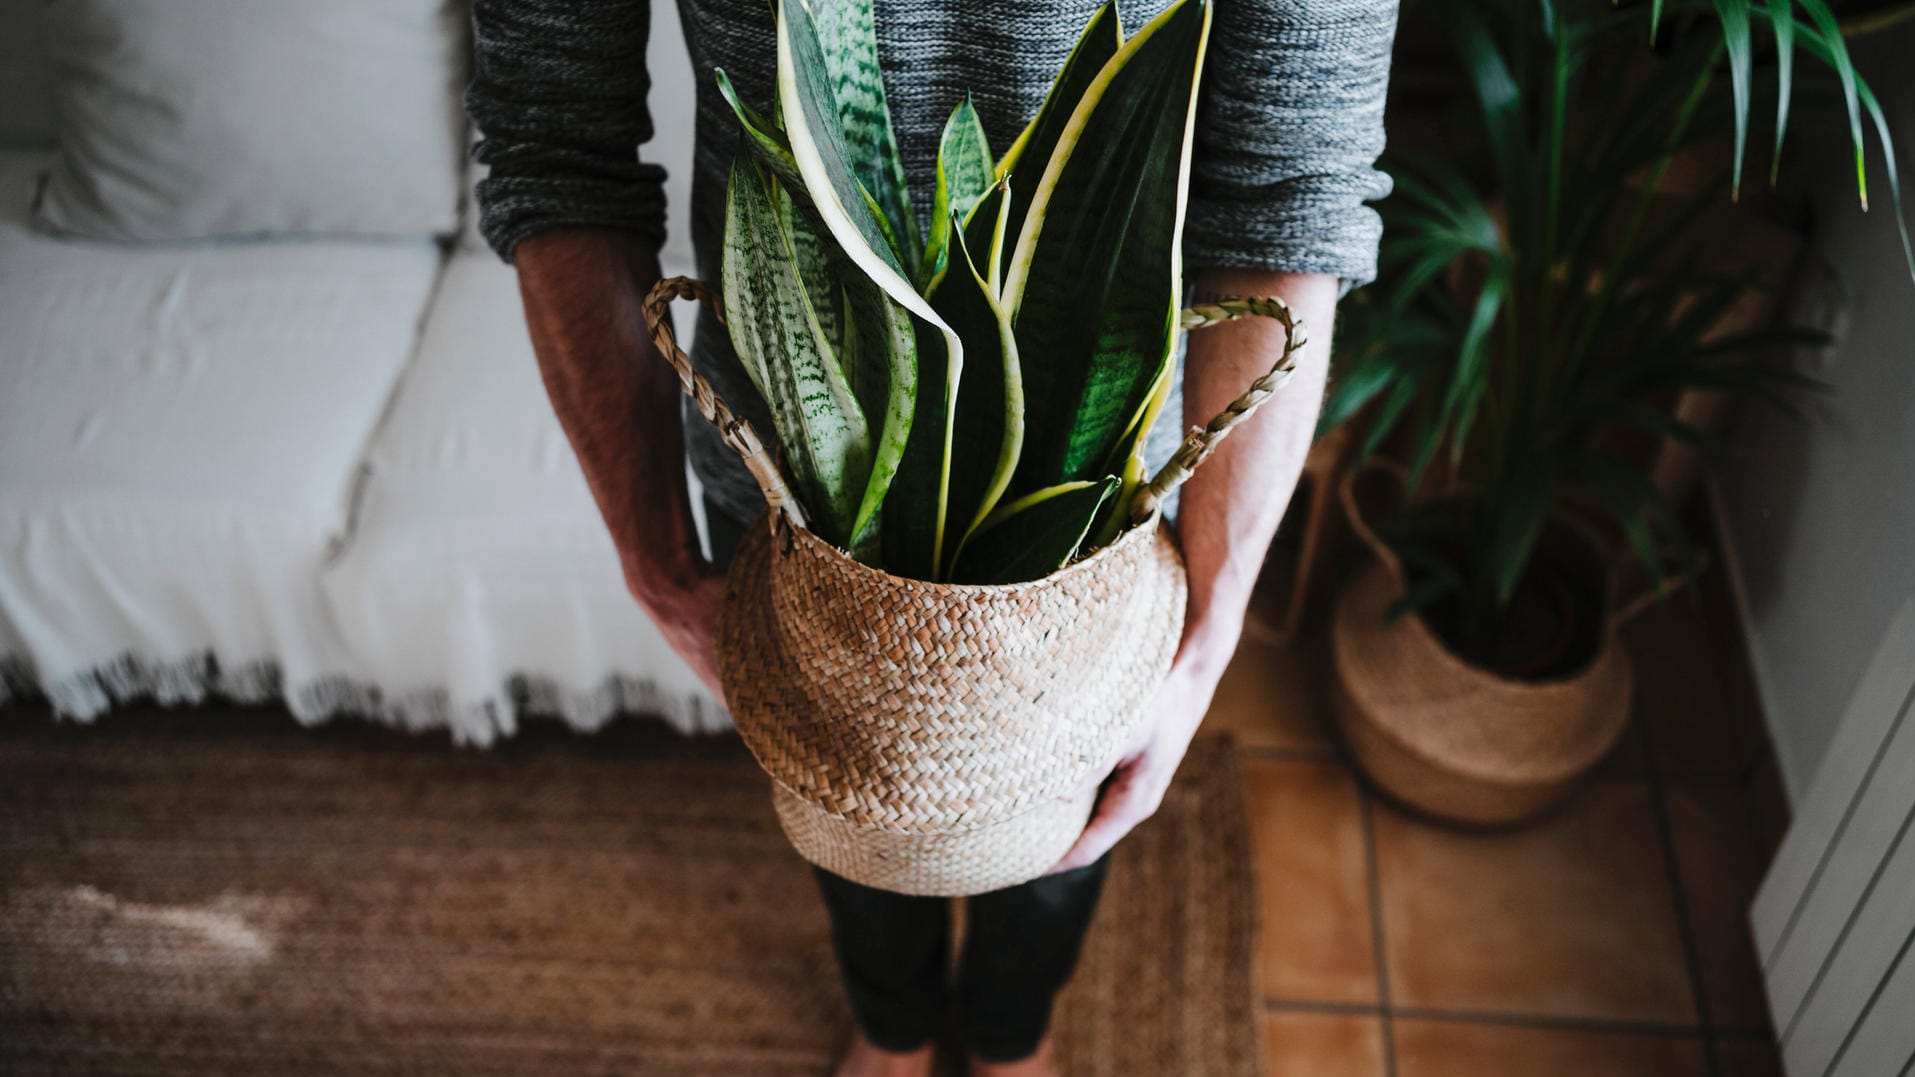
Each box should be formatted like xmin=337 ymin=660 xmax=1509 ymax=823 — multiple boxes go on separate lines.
xmin=465 ymin=0 xmax=667 ymax=261
xmin=1184 ymin=0 xmax=1398 ymax=290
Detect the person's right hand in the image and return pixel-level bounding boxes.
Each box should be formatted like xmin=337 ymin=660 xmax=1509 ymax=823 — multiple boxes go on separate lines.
xmin=622 ymin=548 xmax=728 ymax=702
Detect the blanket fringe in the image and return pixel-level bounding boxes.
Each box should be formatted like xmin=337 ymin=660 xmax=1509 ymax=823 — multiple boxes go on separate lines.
xmin=0 ymin=651 xmax=727 ymax=747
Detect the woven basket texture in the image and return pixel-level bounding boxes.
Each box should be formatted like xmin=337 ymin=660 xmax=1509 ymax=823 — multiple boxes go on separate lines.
xmin=1329 ymin=465 xmax=1634 ymax=826
xmin=719 ymin=511 xmax=1187 ymax=896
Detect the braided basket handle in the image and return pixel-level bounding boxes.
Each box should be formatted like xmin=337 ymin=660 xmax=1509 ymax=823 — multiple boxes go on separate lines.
xmin=1128 ymin=295 xmax=1308 ymax=523
xmin=643 ymin=277 xmax=808 ymax=529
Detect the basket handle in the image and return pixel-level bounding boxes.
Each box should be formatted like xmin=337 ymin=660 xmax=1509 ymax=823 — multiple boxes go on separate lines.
xmin=642 ymin=277 xmax=808 ymax=529
xmin=1128 ymin=295 xmax=1308 ymax=523
xmin=642 ymin=278 xmax=1306 ymax=529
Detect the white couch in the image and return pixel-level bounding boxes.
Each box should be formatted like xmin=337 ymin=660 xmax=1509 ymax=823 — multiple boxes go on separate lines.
xmin=0 ymin=4 xmax=727 ymax=744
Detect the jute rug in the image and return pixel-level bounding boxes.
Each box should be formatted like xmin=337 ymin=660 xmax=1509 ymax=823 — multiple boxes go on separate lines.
xmin=0 ymin=707 xmax=1258 ymax=1075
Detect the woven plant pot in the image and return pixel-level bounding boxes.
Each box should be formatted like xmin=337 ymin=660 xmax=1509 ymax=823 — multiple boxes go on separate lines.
xmin=1330 ymin=464 xmax=1641 ymax=827
xmin=645 ymin=277 xmax=1305 ymax=895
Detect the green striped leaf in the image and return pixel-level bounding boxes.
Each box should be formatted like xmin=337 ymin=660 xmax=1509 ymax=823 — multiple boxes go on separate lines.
xmin=776 ymin=185 xmax=841 ymax=354
xmin=1093 ymin=358 xmax=1175 ymax=543
xmin=994 ymin=2 xmax=1123 ymax=283
xmin=1002 ymin=0 xmax=1211 ymax=496
xmin=779 ymin=0 xmax=965 ymax=552
xmin=926 ymin=96 xmax=995 ymax=282
xmin=961 ymin=181 xmax=1011 ymax=297
xmin=720 ymin=153 xmax=872 ymax=546
xmin=949 ymin=478 xmax=1119 ymax=585
xmin=716 ymin=69 xmax=804 ymax=190
xmin=883 ymin=315 xmax=954 ymax=581
xmin=808 ymin=0 xmax=919 ymax=279
xmin=843 ymin=284 xmax=917 ymax=544
xmin=937 ymin=217 xmax=1025 ymax=577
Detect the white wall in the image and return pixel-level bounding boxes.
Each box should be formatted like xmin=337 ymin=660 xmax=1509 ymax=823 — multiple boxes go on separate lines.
xmin=648 ymin=0 xmax=700 ymax=276
xmin=1712 ymin=28 xmax=1915 ymax=798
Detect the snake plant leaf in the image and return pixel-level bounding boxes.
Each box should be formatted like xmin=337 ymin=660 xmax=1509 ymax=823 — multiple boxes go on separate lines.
xmin=777 ymin=185 xmax=842 ymax=353
xmin=717 ymin=69 xmax=805 ymax=190
xmin=1093 ymin=358 xmax=1176 ymax=541
xmin=961 ymin=181 xmax=1011 ymax=297
xmin=883 ymin=315 xmax=955 ymax=581
xmin=732 ymin=80 xmax=914 ymax=548
xmin=807 ymin=0 xmax=920 ymax=279
xmin=844 ymin=284 xmax=918 ymax=542
xmin=935 ymin=217 xmax=1025 ymax=577
xmin=780 ymin=0 xmax=966 ymax=546
xmin=994 ymin=2 xmax=1123 ymax=283
xmin=949 ymin=477 xmax=1119 ymax=585
xmin=926 ymin=96 xmax=996 ymax=282
xmin=1001 ymin=0 xmax=1211 ymax=496
xmin=721 ymin=153 xmax=872 ymax=546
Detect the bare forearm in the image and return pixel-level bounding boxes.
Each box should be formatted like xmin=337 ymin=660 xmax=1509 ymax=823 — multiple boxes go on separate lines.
xmin=513 ymin=228 xmax=706 ymax=602
xmin=1176 ymin=269 xmax=1337 ymax=677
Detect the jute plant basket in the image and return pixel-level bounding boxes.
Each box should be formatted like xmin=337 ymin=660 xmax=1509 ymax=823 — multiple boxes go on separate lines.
xmin=1330 ymin=463 xmax=1660 ymax=827
xmin=644 ymin=277 xmax=1304 ymax=896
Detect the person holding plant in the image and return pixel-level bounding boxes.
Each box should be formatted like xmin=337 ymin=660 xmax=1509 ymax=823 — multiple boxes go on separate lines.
xmin=468 ymin=0 xmax=1394 ymax=1073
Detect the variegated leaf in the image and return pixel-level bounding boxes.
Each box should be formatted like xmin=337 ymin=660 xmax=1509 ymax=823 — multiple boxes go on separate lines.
xmin=926 ymin=96 xmax=995 ymax=282
xmin=937 ymin=216 xmax=1024 ymax=577
xmin=780 ymin=0 xmax=964 ymax=552
xmin=1003 ymin=0 xmax=1210 ymax=496
xmin=721 ymin=152 xmax=872 ymax=545
xmin=949 ymin=478 xmax=1119 ymax=585
xmin=993 ymin=2 xmax=1123 ymax=283
xmin=808 ymin=0 xmax=919 ymax=278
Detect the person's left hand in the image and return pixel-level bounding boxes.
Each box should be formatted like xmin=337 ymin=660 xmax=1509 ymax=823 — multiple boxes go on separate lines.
xmin=1045 ymin=629 xmax=1235 ymax=874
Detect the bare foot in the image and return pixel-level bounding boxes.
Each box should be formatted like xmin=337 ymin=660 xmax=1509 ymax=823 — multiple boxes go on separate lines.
xmin=969 ymin=1038 xmax=1058 ymax=1077
xmin=834 ymin=1031 xmax=936 ymax=1077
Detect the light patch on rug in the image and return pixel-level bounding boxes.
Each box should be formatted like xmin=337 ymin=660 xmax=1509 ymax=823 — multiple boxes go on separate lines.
xmin=6 ymin=884 xmax=304 ymax=971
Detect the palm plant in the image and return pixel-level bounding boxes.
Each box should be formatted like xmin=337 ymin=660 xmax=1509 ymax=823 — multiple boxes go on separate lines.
xmin=715 ymin=0 xmax=1212 ymax=584
xmin=1323 ymin=0 xmax=1909 ymax=665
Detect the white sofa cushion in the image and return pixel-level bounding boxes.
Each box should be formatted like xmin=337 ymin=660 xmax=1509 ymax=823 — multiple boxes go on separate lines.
xmin=321 ymin=254 xmax=726 ymax=744
xmin=36 ymin=0 xmax=467 ymax=242
xmin=0 ymin=150 xmax=442 ymax=716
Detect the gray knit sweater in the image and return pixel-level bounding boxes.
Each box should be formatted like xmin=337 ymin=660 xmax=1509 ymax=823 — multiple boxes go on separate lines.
xmin=468 ymin=0 xmax=1397 ymax=530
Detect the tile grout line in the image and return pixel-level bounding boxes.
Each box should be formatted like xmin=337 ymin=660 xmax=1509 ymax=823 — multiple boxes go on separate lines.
xmin=1261 ymin=998 xmax=1385 ymax=1017
xmin=1263 ymin=996 xmax=1727 ymax=1040
xmin=1358 ymin=785 xmax=1399 ymax=1077
xmin=1641 ymin=714 xmax=1727 ymax=1077
xmin=1388 ymin=1005 xmax=1704 ymax=1038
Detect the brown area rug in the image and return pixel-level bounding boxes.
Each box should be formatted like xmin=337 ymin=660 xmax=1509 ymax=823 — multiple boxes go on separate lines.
xmin=0 ymin=707 xmax=1258 ymax=1075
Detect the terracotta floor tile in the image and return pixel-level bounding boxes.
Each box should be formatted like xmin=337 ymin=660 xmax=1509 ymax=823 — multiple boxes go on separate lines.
xmin=1246 ymin=759 xmax=1378 ymax=1004
xmin=1626 ymin=598 xmax=1768 ymax=777
xmin=1374 ymin=783 xmax=1697 ymax=1023
xmin=1262 ymin=1010 xmax=1387 ymax=1077
xmin=1713 ymin=1038 xmax=1786 ymax=1077
xmin=1665 ymin=783 xmax=1775 ymax=1035
xmin=1207 ymin=636 xmax=1337 ymax=752
xmin=1394 ymin=1019 xmax=1710 ymax=1077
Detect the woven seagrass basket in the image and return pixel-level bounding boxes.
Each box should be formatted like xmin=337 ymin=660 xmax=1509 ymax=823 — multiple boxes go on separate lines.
xmin=644 ymin=277 xmax=1304 ymax=896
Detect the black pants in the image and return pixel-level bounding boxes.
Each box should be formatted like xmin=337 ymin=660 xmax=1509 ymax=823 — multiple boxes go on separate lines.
xmin=814 ymin=860 xmax=1110 ymax=1062
xmin=705 ymin=503 xmax=1111 ymax=1062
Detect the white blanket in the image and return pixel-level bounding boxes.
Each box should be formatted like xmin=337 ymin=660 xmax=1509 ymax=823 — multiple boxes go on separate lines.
xmin=319 ymin=255 xmax=725 ymax=743
xmin=0 ymin=150 xmax=442 ymax=718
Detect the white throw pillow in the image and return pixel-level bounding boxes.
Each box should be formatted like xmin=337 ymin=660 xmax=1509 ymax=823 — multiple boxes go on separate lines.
xmin=37 ymin=0 xmax=468 ymax=242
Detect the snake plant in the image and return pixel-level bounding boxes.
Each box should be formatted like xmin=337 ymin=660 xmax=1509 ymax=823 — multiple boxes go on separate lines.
xmin=717 ymin=0 xmax=1212 ymax=583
